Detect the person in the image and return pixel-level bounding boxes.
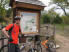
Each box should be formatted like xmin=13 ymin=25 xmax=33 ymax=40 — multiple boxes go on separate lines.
xmin=2 ymin=16 xmax=21 ymax=52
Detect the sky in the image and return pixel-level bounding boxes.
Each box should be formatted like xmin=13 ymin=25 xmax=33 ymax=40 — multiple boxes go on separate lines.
xmin=39 ymin=0 xmax=51 ymax=10
xmin=39 ymin=0 xmax=68 ymax=16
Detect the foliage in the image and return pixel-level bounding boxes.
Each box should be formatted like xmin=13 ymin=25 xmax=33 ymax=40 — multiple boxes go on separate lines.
xmin=41 ymin=11 xmax=69 ymax=24
xmin=41 ymin=8 xmax=63 ymax=24
xmin=0 ymin=5 xmax=6 ymax=18
xmin=48 ymin=8 xmax=59 ymax=24
xmin=6 ymin=8 xmax=12 ymax=18
xmin=41 ymin=13 xmax=50 ymax=24
xmin=0 ymin=0 xmax=11 ymax=22
xmin=61 ymin=15 xmax=69 ymax=24
xmin=53 ymin=15 xmax=63 ymax=24
xmin=0 ymin=17 xmax=7 ymax=22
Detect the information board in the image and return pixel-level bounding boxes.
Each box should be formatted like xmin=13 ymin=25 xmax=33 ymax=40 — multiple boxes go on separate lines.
xmin=20 ymin=12 xmax=38 ymax=34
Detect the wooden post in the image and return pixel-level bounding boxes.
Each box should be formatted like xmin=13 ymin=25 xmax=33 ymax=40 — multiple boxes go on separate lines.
xmin=13 ymin=8 xmax=16 ymax=23
xmin=45 ymin=25 xmax=49 ymax=35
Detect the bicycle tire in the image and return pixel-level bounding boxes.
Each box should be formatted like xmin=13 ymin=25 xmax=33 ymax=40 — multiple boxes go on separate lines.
xmin=0 ymin=45 xmax=8 ymax=52
xmin=28 ymin=48 xmax=38 ymax=52
xmin=46 ymin=40 xmax=56 ymax=52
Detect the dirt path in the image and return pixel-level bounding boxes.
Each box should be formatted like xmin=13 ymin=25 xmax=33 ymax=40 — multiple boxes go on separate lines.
xmin=56 ymin=34 xmax=69 ymax=52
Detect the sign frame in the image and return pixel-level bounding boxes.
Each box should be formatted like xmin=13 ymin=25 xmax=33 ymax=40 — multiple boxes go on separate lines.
xmin=18 ymin=10 xmax=40 ymax=34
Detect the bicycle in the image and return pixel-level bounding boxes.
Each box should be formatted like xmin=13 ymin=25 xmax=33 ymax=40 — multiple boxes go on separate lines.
xmin=20 ymin=33 xmax=56 ymax=52
xmin=0 ymin=35 xmax=42 ymax=52
xmin=41 ymin=35 xmax=56 ymax=52
xmin=20 ymin=35 xmax=42 ymax=52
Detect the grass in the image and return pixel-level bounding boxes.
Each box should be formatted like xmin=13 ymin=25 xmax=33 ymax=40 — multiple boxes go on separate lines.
xmin=55 ymin=24 xmax=69 ymax=30
xmin=55 ymin=24 xmax=69 ymax=38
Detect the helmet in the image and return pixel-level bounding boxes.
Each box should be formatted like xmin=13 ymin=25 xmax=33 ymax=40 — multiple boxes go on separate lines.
xmin=14 ymin=16 xmax=20 ymax=20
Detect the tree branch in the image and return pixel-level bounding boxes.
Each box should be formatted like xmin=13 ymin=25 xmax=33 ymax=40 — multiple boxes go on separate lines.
xmin=56 ymin=3 xmax=69 ymax=17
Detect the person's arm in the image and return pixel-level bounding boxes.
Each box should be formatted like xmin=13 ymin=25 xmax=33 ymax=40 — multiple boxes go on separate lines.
xmin=2 ymin=28 xmax=10 ymax=38
xmin=2 ymin=24 xmax=13 ymax=38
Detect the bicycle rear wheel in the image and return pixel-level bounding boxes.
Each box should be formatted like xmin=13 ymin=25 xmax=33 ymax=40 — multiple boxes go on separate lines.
xmin=0 ymin=45 xmax=8 ymax=52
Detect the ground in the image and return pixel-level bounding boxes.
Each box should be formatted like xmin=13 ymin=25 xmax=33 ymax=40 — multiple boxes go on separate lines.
xmin=56 ymin=34 xmax=69 ymax=52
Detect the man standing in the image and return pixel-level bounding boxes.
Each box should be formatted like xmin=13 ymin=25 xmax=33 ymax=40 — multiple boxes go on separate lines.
xmin=2 ymin=16 xmax=21 ymax=52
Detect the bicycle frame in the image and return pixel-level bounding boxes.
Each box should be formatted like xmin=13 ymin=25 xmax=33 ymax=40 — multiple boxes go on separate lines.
xmin=41 ymin=40 xmax=48 ymax=48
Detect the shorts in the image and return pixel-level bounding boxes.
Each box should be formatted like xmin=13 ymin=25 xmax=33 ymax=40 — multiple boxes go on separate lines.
xmin=8 ymin=43 xmax=20 ymax=52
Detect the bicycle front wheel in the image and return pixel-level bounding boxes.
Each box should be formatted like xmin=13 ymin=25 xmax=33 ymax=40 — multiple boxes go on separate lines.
xmin=0 ymin=45 xmax=8 ymax=52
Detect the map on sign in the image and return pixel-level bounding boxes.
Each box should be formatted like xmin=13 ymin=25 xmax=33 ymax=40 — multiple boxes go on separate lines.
xmin=20 ymin=12 xmax=38 ymax=33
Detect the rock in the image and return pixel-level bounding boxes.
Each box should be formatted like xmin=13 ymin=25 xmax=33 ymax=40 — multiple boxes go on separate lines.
xmin=56 ymin=45 xmax=60 ymax=49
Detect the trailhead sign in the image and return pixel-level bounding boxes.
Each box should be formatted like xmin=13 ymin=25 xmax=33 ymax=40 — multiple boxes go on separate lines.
xmin=9 ymin=0 xmax=45 ymax=34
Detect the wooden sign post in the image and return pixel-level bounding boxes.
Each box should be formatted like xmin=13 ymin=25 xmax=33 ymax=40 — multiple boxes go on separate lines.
xmin=9 ymin=0 xmax=45 ymax=35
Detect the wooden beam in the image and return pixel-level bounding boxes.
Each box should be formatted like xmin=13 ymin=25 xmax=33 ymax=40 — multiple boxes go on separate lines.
xmin=16 ymin=2 xmax=44 ymax=10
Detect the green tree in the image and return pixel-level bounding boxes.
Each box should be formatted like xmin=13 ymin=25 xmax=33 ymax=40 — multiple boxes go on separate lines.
xmin=61 ymin=15 xmax=69 ymax=24
xmin=41 ymin=13 xmax=50 ymax=24
xmin=48 ymin=8 xmax=59 ymax=24
xmin=41 ymin=8 xmax=63 ymax=24
xmin=0 ymin=0 xmax=10 ymax=22
xmin=53 ymin=15 xmax=63 ymax=24
xmin=6 ymin=8 xmax=12 ymax=18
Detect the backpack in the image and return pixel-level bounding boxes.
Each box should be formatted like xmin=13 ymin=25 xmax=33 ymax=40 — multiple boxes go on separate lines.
xmin=8 ymin=24 xmax=14 ymax=42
